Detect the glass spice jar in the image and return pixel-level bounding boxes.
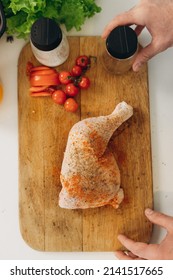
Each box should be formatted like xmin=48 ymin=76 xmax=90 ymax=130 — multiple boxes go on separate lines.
xmin=102 ymin=26 xmax=138 ymax=75
xmin=30 ymin=17 xmax=69 ymax=67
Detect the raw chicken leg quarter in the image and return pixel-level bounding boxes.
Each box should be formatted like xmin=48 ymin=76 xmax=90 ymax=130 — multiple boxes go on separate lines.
xmin=59 ymin=101 xmax=133 ymax=209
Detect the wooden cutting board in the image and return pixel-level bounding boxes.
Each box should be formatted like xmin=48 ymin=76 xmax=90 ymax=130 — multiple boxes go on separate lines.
xmin=18 ymin=37 xmax=153 ymax=252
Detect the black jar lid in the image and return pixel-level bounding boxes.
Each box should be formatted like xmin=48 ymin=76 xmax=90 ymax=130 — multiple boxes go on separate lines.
xmin=31 ymin=17 xmax=62 ymax=51
xmin=106 ymin=26 xmax=138 ymax=59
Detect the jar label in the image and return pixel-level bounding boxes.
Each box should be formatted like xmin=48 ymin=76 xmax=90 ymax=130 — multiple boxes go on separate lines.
xmin=31 ymin=33 xmax=69 ymax=67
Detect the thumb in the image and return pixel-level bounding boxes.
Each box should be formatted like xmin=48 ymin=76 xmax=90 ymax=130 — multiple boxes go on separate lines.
xmin=145 ymin=208 xmax=173 ymax=232
xmin=133 ymin=43 xmax=157 ymax=71
xmin=102 ymin=11 xmax=135 ymax=39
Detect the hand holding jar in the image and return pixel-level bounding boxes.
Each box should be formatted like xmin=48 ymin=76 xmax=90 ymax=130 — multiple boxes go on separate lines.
xmin=102 ymin=0 xmax=173 ymax=72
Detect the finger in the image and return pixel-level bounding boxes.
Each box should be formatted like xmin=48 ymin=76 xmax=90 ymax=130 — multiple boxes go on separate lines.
xmin=115 ymin=250 xmax=134 ymax=260
xmin=115 ymin=250 xmax=145 ymax=260
xmin=132 ymin=43 xmax=158 ymax=71
xmin=133 ymin=35 xmax=169 ymax=71
xmin=128 ymin=251 xmax=139 ymax=258
xmin=118 ymin=234 xmax=148 ymax=253
xmin=145 ymin=208 xmax=173 ymax=232
xmin=117 ymin=234 xmax=159 ymax=259
xmin=102 ymin=11 xmax=136 ymax=39
xmin=135 ymin=25 xmax=145 ymax=36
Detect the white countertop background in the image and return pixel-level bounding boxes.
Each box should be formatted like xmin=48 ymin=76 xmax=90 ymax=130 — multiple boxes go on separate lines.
xmin=1 ymin=0 xmax=173 ymax=260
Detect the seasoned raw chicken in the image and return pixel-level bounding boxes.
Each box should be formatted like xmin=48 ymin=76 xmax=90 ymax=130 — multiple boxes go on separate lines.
xmin=59 ymin=101 xmax=133 ymax=209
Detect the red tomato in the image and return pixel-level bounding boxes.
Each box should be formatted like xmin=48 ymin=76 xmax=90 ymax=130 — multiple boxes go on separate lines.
xmin=71 ymin=65 xmax=82 ymax=77
xmin=29 ymin=86 xmax=48 ymax=92
xmin=79 ymin=76 xmax=90 ymax=89
xmin=30 ymin=69 xmax=56 ymax=76
xmin=30 ymin=66 xmax=52 ymax=72
xmin=64 ymin=98 xmax=78 ymax=112
xmin=30 ymin=86 xmax=56 ymax=96
xmin=65 ymin=83 xmax=79 ymax=96
xmin=59 ymin=71 xmax=72 ymax=85
xmin=26 ymin=61 xmax=33 ymax=76
xmin=52 ymin=90 xmax=67 ymax=105
xmin=30 ymin=73 xmax=60 ymax=86
xmin=30 ymin=92 xmax=52 ymax=97
xmin=44 ymin=86 xmax=56 ymax=94
xmin=76 ymin=55 xmax=90 ymax=68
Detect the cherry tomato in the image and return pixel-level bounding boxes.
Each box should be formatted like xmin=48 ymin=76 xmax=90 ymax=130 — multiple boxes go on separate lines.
xmin=76 ymin=55 xmax=90 ymax=68
xmin=64 ymin=98 xmax=78 ymax=112
xmin=52 ymin=90 xmax=67 ymax=105
xmin=30 ymin=73 xmax=60 ymax=86
xmin=71 ymin=65 xmax=82 ymax=77
xmin=65 ymin=83 xmax=79 ymax=97
xmin=79 ymin=76 xmax=90 ymax=89
xmin=59 ymin=71 xmax=72 ymax=85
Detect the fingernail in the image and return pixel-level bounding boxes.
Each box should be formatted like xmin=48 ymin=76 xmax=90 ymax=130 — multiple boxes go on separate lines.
xmin=133 ymin=62 xmax=142 ymax=72
xmin=145 ymin=208 xmax=153 ymax=215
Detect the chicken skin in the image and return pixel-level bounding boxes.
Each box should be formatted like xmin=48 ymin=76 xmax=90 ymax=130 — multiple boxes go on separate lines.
xmin=59 ymin=101 xmax=133 ymax=209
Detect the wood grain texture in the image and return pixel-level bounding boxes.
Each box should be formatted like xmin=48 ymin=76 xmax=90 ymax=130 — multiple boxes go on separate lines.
xmin=18 ymin=37 xmax=153 ymax=252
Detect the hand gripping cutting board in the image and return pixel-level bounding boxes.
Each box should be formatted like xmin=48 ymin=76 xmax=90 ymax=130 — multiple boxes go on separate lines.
xmin=18 ymin=37 xmax=153 ymax=251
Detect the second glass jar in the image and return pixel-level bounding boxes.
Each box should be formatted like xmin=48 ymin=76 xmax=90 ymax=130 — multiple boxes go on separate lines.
xmin=102 ymin=26 xmax=138 ymax=75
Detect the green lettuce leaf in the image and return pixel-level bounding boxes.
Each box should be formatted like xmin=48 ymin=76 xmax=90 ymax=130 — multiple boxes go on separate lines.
xmin=9 ymin=0 xmax=46 ymax=14
xmin=1 ymin=0 xmax=102 ymax=38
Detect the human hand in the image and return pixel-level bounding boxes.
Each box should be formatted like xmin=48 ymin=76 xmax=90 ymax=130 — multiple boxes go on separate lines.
xmin=115 ymin=208 xmax=173 ymax=260
xmin=102 ymin=0 xmax=173 ymax=71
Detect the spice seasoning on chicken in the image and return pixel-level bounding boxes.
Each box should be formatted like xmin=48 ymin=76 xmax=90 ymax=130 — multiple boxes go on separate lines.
xmin=59 ymin=101 xmax=133 ymax=209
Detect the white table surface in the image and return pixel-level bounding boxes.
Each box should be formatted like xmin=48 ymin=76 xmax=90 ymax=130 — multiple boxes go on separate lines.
xmin=1 ymin=0 xmax=173 ymax=260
